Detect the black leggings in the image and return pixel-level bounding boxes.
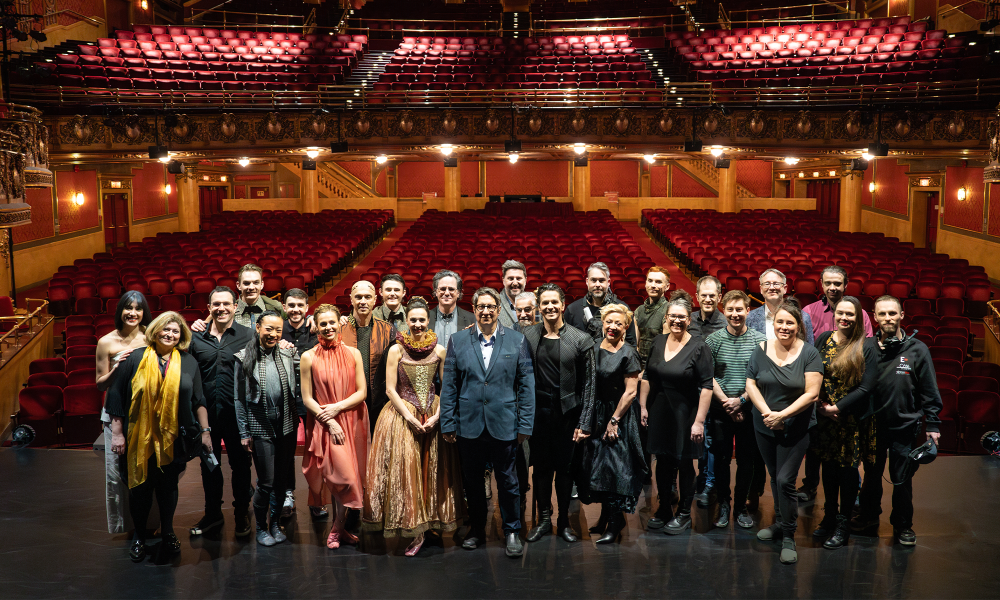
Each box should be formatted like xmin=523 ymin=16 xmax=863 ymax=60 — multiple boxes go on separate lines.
xmin=821 ymin=461 xmax=860 ymax=519
xmin=251 ymin=432 xmax=298 ymax=521
xmin=655 ymin=454 xmax=695 ymax=520
xmin=129 ymin=457 xmax=185 ymax=541
xmin=756 ymin=430 xmax=810 ymax=537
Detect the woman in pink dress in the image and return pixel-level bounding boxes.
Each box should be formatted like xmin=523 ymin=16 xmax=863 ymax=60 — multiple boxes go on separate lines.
xmin=300 ymin=303 xmax=369 ymax=549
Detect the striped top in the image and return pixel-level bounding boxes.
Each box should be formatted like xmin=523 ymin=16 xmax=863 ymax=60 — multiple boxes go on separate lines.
xmin=704 ymin=326 xmax=767 ymax=398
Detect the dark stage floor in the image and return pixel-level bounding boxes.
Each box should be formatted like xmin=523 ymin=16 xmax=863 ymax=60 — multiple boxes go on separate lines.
xmin=1 ymin=448 xmax=999 ymax=599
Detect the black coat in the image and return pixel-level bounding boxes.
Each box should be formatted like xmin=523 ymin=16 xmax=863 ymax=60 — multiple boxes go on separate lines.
xmin=521 ymin=322 xmax=597 ymax=419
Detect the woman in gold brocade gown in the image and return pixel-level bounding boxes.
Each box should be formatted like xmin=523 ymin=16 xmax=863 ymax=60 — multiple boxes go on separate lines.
xmin=363 ymin=297 xmax=465 ymax=556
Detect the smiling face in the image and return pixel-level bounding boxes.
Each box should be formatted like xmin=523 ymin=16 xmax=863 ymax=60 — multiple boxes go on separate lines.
xmin=602 ymin=311 xmax=627 ymax=342
xmin=283 ymin=296 xmax=308 ymax=326
xmin=503 ymin=269 xmax=526 ymax=301
xmin=665 ymin=305 xmax=690 ymax=335
xmin=645 ymin=271 xmax=668 ymax=300
xmin=156 ymin=321 xmax=181 ymax=352
xmin=538 ymin=290 xmax=564 ymax=326
xmin=474 ymin=294 xmax=499 ymax=330
xmin=208 ymin=290 xmax=236 ymax=326
xmin=237 ymin=270 xmax=263 ymax=305
xmin=257 ymin=315 xmax=284 ymax=349
xmin=874 ymin=299 xmax=904 ymax=339
xmin=315 ymin=310 xmax=341 ymax=342
xmin=435 ymin=276 xmax=460 ymax=311
xmin=586 ymin=268 xmax=610 ymax=303
xmin=380 ymin=279 xmax=406 ymax=311
xmin=352 ymin=286 xmax=376 ymax=318
xmin=760 ymin=272 xmax=787 ymax=305
xmin=724 ymin=299 xmax=749 ymax=331
xmin=698 ymin=280 xmax=720 ymax=315
xmin=773 ymin=309 xmax=799 ymax=341
xmin=407 ymin=307 xmax=429 ymax=336
xmin=834 ymin=300 xmax=857 ymax=334
xmin=121 ymin=301 xmax=143 ymax=329
xmin=823 ymin=272 xmax=847 ymax=307
xmin=514 ymin=297 xmax=537 ymax=327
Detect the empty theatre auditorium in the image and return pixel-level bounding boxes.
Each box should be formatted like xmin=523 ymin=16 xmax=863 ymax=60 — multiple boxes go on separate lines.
xmin=2 ymin=0 xmax=1000 ymax=597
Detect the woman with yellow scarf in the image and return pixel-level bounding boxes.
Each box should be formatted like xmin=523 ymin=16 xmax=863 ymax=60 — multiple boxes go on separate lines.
xmin=105 ymin=312 xmax=211 ymax=563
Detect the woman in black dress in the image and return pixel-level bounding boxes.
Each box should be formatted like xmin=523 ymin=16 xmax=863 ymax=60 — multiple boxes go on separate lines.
xmin=639 ymin=290 xmax=713 ymax=535
xmin=745 ymin=301 xmax=823 ymax=565
xmin=105 ymin=311 xmax=211 ymax=563
xmin=575 ymin=303 xmax=647 ymax=544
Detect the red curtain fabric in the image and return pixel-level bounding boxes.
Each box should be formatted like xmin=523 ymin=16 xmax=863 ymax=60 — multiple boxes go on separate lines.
xmin=198 ymin=186 xmax=228 ymax=220
xmin=807 ymin=180 xmax=840 ymax=218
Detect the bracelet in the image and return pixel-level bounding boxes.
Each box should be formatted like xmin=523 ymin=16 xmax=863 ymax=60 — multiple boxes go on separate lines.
xmin=609 ymin=416 xmax=619 ymax=426
xmin=201 ymin=427 xmax=212 ymax=433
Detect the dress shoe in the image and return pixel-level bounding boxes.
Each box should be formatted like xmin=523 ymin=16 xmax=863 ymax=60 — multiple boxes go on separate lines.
xmin=557 ymin=527 xmax=578 ymax=543
xmin=310 ymin=506 xmax=329 ymax=520
xmin=795 ymin=485 xmax=817 ymax=503
xmin=129 ymin=539 xmax=146 ymax=563
xmin=190 ymin=513 xmax=223 ymax=536
xmin=162 ymin=533 xmax=181 ymax=555
xmin=270 ymin=522 xmax=287 ymax=544
xmin=715 ymin=503 xmax=730 ymax=528
xmin=589 ymin=505 xmax=610 ymax=534
xmin=596 ymin=513 xmax=625 ymax=545
xmin=696 ymin=485 xmax=715 ymax=509
xmin=757 ymin=522 xmax=783 ymax=541
xmin=813 ymin=515 xmax=838 ymax=538
xmin=647 ymin=515 xmax=668 ymax=530
xmin=894 ymin=528 xmax=916 ymax=546
xmin=736 ymin=508 xmax=754 ymax=529
xmin=462 ymin=531 xmax=485 ymax=550
xmin=780 ymin=538 xmax=798 ymax=564
xmin=664 ymin=513 xmax=692 ymax=535
xmin=256 ymin=529 xmax=277 ymax=547
xmin=526 ymin=511 xmax=552 ymax=542
xmin=234 ymin=512 xmax=252 ymax=538
xmin=850 ymin=515 xmax=880 ymax=534
xmin=824 ymin=516 xmax=850 ymax=549
xmin=505 ymin=532 xmax=524 ymax=557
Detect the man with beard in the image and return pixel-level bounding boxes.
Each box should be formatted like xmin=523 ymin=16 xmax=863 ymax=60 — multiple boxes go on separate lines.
xmin=705 ymin=290 xmax=768 ymax=530
xmin=522 ymin=283 xmax=596 ymax=544
xmin=688 ymin=276 xmax=727 ymax=508
xmin=341 ymin=280 xmax=395 ymax=430
xmin=566 ymin=262 xmax=637 ymax=346
xmin=428 ymin=270 xmax=475 ymax=348
xmin=191 ymin=263 xmax=287 ymax=332
xmin=497 ymin=260 xmax=528 ymax=329
xmin=633 ymin=266 xmax=670 ymax=369
xmin=853 ymin=295 xmax=941 ymax=546
xmin=747 ymin=269 xmax=814 ymax=343
xmin=372 ymin=273 xmax=409 ymax=335
xmin=188 ymin=286 xmax=254 ymax=538
xmin=514 ymin=291 xmax=538 ymax=332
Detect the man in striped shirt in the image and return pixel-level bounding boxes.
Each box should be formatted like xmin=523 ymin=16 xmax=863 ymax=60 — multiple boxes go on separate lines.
xmin=704 ymin=290 xmax=768 ymax=531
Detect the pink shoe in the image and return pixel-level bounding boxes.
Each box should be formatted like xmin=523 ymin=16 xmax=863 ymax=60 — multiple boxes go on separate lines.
xmin=326 ymin=529 xmax=340 ymax=549
xmin=339 ymin=528 xmax=358 ymax=545
xmin=405 ymin=534 xmax=425 ymax=557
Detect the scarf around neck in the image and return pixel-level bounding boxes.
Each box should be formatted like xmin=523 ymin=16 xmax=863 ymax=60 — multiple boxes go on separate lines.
xmin=127 ymin=346 xmax=182 ymax=488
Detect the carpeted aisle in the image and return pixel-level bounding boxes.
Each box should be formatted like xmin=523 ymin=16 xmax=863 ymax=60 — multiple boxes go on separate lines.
xmin=314 ymin=221 xmax=413 ymax=308
xmin=622 ymin=222 xmax=696 ymax=295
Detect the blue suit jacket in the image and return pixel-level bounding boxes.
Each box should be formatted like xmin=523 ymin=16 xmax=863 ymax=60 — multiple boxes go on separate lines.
xmin=439 ymin=323 xmax=535 ymax=441
xmin=747 ymin=304 xmax=814 ymax=344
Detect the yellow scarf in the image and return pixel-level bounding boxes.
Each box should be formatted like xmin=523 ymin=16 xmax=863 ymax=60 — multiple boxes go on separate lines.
xmin=127 ymin=346 xmax=182 ymax=488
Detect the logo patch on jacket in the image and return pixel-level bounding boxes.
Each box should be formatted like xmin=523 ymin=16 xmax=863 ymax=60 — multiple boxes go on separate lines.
xmin=896 ymin=356 xmax=912 ymax=374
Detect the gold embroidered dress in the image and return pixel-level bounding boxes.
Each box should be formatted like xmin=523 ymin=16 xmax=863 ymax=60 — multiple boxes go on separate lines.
xmin=362 ymin=332 xmax=465 ymax=537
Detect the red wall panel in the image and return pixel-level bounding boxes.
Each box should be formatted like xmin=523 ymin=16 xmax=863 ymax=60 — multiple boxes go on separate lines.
xmin=650 ymin=165 xmax=669 ymax=196
xmin=485 ymin=161 xmax=568 ymax=196
xmin=375 ymin=169 xmax=386 ymax=196
xmin=13 ymin=187 xmax=54 ymax=244
xmin=131 ymin=162 xmax=170 ymax=220
xmin=590 ymin=160 xmax=638 ymax=197
xmin=871 ymin=159 xmax=909 ymax=215
xmin=398 ymin=162 xmax=445 ymax=198
xmin=671 ymin=167 xmax=715 ymax=197
xmin=862 ymin=165 xmax=873 ymax=207
xmin=461 ymin=161 xmax=480 ymax=197
xmin=988 ymin=183 xmax=1000 ymax=237
xmin=55 ymin=170 xmax=99 ymax=234
xmin=337 ymin=161 xmax=372 ymax=186
xmin=736 ymin=160 xmax=773 ymax=197
xmin=944 ymin=165 xmax=985 ymax=232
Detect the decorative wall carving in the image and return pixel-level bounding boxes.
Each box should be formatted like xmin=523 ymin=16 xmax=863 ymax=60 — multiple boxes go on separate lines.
xmin=255 ymin=112 xmax=292 ymax=142
xmin=737 ymin=110 xmax=776 ymax=139
xmin=652 ymin=109 xmax=677 ymax=135
xmin=605 ymin=108 xmax=640 ymax=136
xmin=208 ymin=113 xmax=249 ymax=144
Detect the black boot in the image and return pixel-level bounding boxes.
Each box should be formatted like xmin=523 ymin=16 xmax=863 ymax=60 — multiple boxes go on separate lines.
xmin=813 ymin=513 xmax=838 ymax=538
xmin=526 ymin=509 xmax=552 ymax=542
xmin=589 ymin=504 xmax=611 ymax=534
xmin=596 ymin=512 xmax=625 ymax=544
xmin=824 ymin=515 xmax=850 ymax=549
xmin=557 ymin=517 xmax=578 ymax=543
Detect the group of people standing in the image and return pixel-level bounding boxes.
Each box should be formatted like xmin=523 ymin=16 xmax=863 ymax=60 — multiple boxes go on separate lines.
xmin=98 ymin=259 xmax=942 ymax=565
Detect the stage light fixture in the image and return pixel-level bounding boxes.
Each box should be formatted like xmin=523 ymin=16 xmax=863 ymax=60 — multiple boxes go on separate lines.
xmin=505 ymin=140 xmax=522 ymax=153
xmin=443 ymin=156 xmax=458 ymax=167
xmin=574 ymin=155 xmax=588 ymax=167
xmin=330 ymin=141 xmax=349 ymax=153
xmin=868 ymin=142 xmax=889 ymax=157
xmin=509 ymin=153 xmax=519 ymax=163
xmin=713 ymin=158 xmax=730 ymax=169
xmin=302 ymin=160 xmax=317 ymax=170
xmin=238 ymin=157 xmax=250 ymax=167
xmin=784 ymin=157 xmax=799 ymax=165
xmin=376 ymin=155 xmax=388 ymax=164
xmin=849 ymin=158 xmax=869 ymax=171
xmin=709 ymin=146 xmax=724 ymax=157
xmin=684 ymin=140 xmax=703 ymax=152
xmin=148 ymin=145 xmax=168 ymax=161
xmin=166 ymin=160 xmax=184 ymax=175
xmin=29 ymin=31 xmax=46 ymax=42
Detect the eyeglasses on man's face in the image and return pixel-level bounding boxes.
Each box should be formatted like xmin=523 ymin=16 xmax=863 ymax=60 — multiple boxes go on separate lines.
xmin=475 ymin=304 xmax=498 ymax=313
xmin=761 ymin=282 xmax=785 ymax=289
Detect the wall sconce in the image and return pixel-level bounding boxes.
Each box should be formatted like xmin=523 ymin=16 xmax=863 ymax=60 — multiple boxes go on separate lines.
xmin=164 ymin=184 xmax=172 ymax=195
xmin=812 ymin=171 xmax=820 ymax=177
xmin=109 ymin=180 xmax=122 ymax=188
xmin=798 ymin=172 xmax=805 ymax=178
xmin=829 ymin=170 xmax=837 ymax=177
xmin=73 ymin=192 xmax=84 ymax=206
xmin=957 ymin=186 xmax=968 ymax=201
xmin=140 ymin=0 xmax=148 ymax=9
xmin=778 ymin=173 xmax=786 ymax=179
xmin=869 ymin=182 xmax=876 ymax=193
xmin=220 ymin=175 xmax=228 ymax=182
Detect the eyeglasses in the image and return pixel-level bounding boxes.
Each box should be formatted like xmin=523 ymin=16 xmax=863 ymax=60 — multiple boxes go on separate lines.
xmin=475 ymin=305 xmax=498 ymax=312
xmin=666 ymin=315 xmax=688 ymax=321
xmin=761 ymin=282 xmax=785 ymax=289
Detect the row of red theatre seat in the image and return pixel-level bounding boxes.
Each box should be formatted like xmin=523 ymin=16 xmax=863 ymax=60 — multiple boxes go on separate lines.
xmin=932 ymin=356 xmax=1000 ymax=453
xmin=16 ymin=384 xmax=103 ymax=447
xmin=125 ymin=26 xmax=368 ymax=45
xmin=666 ymin=16 xmax=918 ymax=41
xmin=386 ymin=55 xmax=647 ymax=70
xmin=46 ymin=209 xmax=393 ymax=317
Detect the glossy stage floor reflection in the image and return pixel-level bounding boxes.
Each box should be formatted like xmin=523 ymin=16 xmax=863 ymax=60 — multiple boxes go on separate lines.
xmin=1 ymin=448 xmax=998 ymax=599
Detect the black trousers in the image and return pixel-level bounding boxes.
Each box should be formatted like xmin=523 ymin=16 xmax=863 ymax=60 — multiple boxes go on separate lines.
xmin=710 ymin=413 xmax=765 ymax=508
xmin=201 ymin=407 xmax=253 ymax=517
xmin=529 ymin=405 xmax=581 ymax=527
xmin=858 ymin=423 xmax=921 ymax=530
xmin=129 ymin=457 xmax=185 ymax=540
xmin=822 ymin=462 xmax=860 ymax=519
xmin=756 ymin=429 xmax=810 ymax=537
xmin=802 ymin=447 xmax=821 ymax=491
xmin=250 ymin=431 xmax=298 ymax=522
xmin=458 ymin=431 xmax=521 ymax=534
xmin=655 ymin=454 xmax=695 ymax=520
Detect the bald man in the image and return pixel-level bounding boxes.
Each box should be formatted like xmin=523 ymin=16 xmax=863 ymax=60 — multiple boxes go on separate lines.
xmin=340 ymin=280 xmax=395 ymax=430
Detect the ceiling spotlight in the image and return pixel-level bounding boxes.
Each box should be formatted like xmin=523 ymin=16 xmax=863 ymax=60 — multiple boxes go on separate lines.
xmin=643 ymin=154 xmax=656 ymax=164
xmin=440 ymin=144 xmax=453 ymax=156
xmin=574 ymin=143 xmax=586 ymax=155
xmin=306 ymin=148 xmax=320 ymax=159
xmin=148 ymin=145 xmax=168 ymax=161
xmin=29 ymin=31 xmax=47 ymax=42
xmin=861 ymin=152 xmax=873 ymax=161
xmin=957 ymin=186 xmax=967 ymax=201
xmin=159 ymin=153 xmax=171 ymax=164
xmin=868 ymin=142 xmax=889 ymax=157
xmin=376 ymin=154 xmax=388 ymax=164
xmin=869 ymin=182 xmax=876 ymax=193
xmin=238 ymin=157 xmax=250 ymax=167
xmin=784 ymin=157 xmax=799 ymax=165
xmin=710 ymin=146 xmax=724 ymax=157
xmin=509 ymin=153 xmax=519 ymax=164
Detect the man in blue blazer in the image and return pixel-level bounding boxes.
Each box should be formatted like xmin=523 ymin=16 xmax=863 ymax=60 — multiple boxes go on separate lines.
xmin=441 ymin=287 xmax=535 ymax=558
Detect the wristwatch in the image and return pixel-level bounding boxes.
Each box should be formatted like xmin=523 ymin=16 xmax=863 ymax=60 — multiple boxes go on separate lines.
xmin=201 ymin=427 xmax=212 ymax=433
xmin=609 ymin=416 xmax=620 ymax=426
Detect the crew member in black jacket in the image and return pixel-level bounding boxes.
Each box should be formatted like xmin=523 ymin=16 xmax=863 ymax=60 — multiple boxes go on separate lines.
xmin=854 ymin=295 xmax=942 ymax=546
xmin=522 ymin=283 xmax=597 ymax=544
